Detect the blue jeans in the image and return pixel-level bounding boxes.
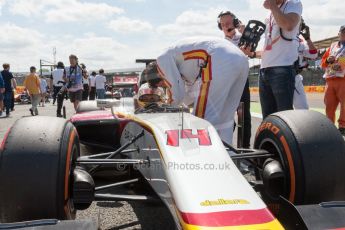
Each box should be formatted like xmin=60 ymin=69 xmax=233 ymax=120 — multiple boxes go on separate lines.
xmin=4 ymin=91 xmax=12 ymax=114
xmin=259 ymin=66 xmax=296 ymax=118
xmin=96 ymin=89 xmax=105 ymax=99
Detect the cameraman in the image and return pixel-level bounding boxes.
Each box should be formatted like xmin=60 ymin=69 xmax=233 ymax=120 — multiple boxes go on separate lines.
xmin=63 ymin=54 xmax=85 ymax=112
xmin=218 ymin=11 xmax=252 ymax=148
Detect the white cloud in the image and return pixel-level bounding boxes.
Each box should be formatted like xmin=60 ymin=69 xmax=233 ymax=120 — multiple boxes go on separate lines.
xmin=0 ymin=22 xmax=131 ymax=71
xmin=108 ymin=17 xmax=153 ymax=33
xmin=0 ymin=23 xmax=43 ymax=50
xmin=0 ymin=23 xmax=45 ymax=71
xmin=46 ymin=1 xmax=123 ymax=23
xmin=157 ymin=8 xmax=223 ymax=37
xmin=8 ymin=0 xmax=124 ymax=22
xmin=0 ymin=0 xmax=6 ymax=13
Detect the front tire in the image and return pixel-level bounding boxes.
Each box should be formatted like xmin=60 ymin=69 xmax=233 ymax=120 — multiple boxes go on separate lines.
xmin=254 ymin=110 xmax=345 ymax=205
xmin=0 ymin=117 xmax=79 ymax=222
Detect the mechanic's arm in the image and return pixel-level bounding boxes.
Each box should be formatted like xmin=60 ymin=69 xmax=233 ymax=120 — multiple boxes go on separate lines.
xmin=157 ymin=54 xmax=185 ymax=106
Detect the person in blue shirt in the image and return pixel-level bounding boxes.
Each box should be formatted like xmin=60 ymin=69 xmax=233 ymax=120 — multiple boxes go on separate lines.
xmin=1 ymin=63 xmax=16 ymax=117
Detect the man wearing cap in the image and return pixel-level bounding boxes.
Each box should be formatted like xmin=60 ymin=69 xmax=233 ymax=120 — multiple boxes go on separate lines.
xmin=321 ymin=25 xmax=345 ymax=135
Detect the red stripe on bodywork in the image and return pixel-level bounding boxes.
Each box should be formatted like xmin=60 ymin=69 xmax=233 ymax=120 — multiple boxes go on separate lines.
xmin=180 ymin=208 xmax=275 ymax=227
xmin=70 ymin=111 xmax=114 ymax=122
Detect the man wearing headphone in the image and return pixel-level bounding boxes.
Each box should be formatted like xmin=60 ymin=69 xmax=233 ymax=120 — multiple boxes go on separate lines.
xmin=218 ymin=11 xmax=252 ymax=148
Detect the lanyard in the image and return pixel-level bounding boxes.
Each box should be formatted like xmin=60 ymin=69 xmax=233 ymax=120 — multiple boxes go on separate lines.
xmin=69 ymin=66 xmax=78 ymax=77
xmin=334 ymin=43 xmax=345 ymax=58
xmin=268 ymin=0 xmax=286 ymax=38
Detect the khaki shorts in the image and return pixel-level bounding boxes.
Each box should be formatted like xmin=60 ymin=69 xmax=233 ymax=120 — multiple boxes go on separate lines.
xmin=69 ymin=90 xmax=83 ymax=103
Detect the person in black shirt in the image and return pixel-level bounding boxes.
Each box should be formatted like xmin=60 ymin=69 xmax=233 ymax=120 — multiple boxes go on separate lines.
xmin=1 ymin=63 xmax=16 ymax=117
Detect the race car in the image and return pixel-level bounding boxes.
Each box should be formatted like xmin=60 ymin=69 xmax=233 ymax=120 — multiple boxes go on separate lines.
xmin=1 ymin=88 xmax=345 ymax=229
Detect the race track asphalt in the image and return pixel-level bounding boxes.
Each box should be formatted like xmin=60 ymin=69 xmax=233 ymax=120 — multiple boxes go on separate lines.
xmin=0 ymin=94 xmax=329 ymax=229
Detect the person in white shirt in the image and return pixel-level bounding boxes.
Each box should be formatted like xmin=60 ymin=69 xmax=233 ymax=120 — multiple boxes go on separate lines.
xmin=242 ymin=0 xmax=302 ymax=118
xmin=95 ymin=69 xmax=106 ymax=99
xmin=155 ymin=37 xmax=249 ymax=145
xmin=51 ymin=61 xmax=65 ymax=117
xmin=40 ymin=76 xmax=48 ymax=107
xmin=51 ymin=62 xmax=64 ymax=103
xmin=89 ymin=71 xmax=97 ymax=100
xmin=80 ymin=63 xmax=89 ymax=101
xmin=293 ymin=21 xmax=318 ymax=109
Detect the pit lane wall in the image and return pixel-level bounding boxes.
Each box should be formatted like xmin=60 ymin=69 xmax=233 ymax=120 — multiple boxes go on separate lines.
xmin=250 ymin=86 xmax=325 ymax=93
xmin=249 ymin=68 xmax=326 ymax=93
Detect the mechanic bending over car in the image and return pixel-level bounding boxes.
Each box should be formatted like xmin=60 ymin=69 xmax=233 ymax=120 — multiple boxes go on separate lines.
xmin=149 ymin=37 xmax=249 ymax=145
xmin=218 ymin=10 xmax=252 ymax=148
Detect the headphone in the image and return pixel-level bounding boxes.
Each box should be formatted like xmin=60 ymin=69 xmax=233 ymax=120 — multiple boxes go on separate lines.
xmin=217 ymin=11 xmax=240 ymax=30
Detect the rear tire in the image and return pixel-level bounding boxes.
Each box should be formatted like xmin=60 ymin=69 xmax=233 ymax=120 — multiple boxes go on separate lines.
xmin=254 ymin=110 xmax=345 ymax=205
xmin=0 ymin=116 xmax=79 ymax=222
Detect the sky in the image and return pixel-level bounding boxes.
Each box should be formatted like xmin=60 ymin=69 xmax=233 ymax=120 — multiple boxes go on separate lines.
xmin=0 ymin=0 xmax=343 ymax=72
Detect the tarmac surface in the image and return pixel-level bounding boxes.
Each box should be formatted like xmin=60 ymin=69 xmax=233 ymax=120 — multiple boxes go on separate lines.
xmin=0 ymin=93 xmax=328 ymax=229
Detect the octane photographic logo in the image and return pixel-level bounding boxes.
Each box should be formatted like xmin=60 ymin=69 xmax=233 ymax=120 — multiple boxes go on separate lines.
xmin=167 ymin=162 xmax=231 ymax=171
xmin=132 ymin=160 xmax=232 ymax=171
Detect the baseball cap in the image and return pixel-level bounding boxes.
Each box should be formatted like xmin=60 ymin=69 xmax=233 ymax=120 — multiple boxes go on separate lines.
xmin=340 ymin=25 xmax=345 ymax=32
